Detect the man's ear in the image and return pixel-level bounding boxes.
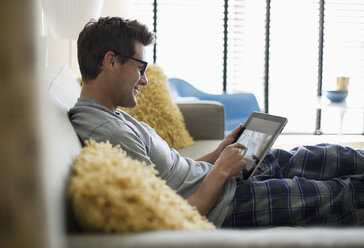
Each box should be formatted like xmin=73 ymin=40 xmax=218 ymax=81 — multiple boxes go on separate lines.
xmin=103 ymin=51 xmax=116 ymax=71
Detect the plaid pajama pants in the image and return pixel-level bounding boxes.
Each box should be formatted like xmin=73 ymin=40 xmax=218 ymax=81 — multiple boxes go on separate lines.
xmin=223 ymin=144 xmax=364 ymax=227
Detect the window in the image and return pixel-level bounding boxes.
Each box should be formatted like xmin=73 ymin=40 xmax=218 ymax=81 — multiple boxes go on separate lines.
xmin=132 ymin=0 xmax=224 ymax=94
xmin=131 ymin=0 xmax=364 ymax=134
xmin=130 ymin=0 xmax=154 ymax=62
xmin=321 ymin=0 xmax=364 ymax=134
xmin=268 ymin=0 xmax=320 ymax=133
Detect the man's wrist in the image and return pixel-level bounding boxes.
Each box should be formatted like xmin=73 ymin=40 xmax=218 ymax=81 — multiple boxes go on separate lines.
xmin=210 ymin=163 xmax=230 ymax=182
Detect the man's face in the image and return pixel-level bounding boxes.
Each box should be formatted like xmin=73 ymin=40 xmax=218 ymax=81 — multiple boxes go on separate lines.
xmin=112 ymin=41 xmax=148 ymax=108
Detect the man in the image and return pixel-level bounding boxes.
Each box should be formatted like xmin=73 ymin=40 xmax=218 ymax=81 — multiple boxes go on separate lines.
xmin=70 ymin=16 xmax=364 ymax=228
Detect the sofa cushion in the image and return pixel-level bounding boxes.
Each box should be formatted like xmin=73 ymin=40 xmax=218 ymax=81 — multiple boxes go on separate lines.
xmin=43 ymin=66 xmax=81 ymax=111
xmin=41 ymin=66 xmax=83 ymax=233
xmin=120 ymin=64 xmax=194 ymax=149
xmin=68 ymin=140 xmax=215 ymax=232
xmin=178 ymin=140 xmax=221 ymax=159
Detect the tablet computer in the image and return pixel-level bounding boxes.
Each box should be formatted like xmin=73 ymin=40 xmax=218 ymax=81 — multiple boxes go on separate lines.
xmin=235 ymin=112 xmax=288 ymax=179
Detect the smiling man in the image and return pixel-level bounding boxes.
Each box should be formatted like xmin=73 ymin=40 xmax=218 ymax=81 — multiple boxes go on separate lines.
xmin=69 ymin=17 xmax=364 ymax=228
xmin=77 ymin=19 xmax=150 ymax=109
xmin=70 ymin=17 xmax=247 ymax=227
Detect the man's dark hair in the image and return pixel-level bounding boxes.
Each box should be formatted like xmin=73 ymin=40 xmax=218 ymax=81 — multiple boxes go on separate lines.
xmin=77 ymin=17 xmax=154 ymax=81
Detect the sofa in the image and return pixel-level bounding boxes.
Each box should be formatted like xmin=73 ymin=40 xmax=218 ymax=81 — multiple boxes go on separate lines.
xmin=43 ymin=66 xmax=364 ymax=248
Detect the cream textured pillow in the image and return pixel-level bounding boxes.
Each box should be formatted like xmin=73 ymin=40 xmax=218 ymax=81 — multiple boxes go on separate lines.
xmin=68 ymin=140 xmax=215 ymax=232
xmin=120 ymin=64 xmax=194 ymax=149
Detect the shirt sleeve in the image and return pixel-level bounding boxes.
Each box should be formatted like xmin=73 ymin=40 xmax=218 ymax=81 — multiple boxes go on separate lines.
xmin=86 ymin=119 xmax=154 ymax=166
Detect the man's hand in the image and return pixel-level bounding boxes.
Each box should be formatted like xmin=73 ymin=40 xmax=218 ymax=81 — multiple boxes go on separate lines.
xmin=216 ymin=124 xmax=244 ymax=154
xmin=196 ymin=124 xmax=244 ymax=164
xmin=213 ymin=142 xmax=246 ymax=179
xmin=187 ymin=142 xmax=246 ymax=216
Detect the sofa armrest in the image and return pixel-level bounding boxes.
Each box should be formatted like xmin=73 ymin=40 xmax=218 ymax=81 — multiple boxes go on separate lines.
xmin=177 ymin=100 xmax=225 ymax=140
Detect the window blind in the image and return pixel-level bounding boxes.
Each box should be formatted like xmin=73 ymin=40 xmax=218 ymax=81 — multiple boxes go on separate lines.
xmin=226 ymin=0 xmax=266 ymax=108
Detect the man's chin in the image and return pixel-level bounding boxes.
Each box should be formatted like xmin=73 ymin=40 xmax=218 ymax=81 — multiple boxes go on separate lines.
xmin=122 ymin=101 xmax=137 ymax=108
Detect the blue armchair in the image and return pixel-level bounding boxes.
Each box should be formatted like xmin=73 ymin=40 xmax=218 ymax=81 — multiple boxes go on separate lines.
xmin=168 ymin=78 xmax=261 ymax=135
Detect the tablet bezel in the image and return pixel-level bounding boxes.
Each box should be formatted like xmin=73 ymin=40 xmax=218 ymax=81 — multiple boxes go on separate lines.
xmin=236 ymin=111 xmax=288 ymax=179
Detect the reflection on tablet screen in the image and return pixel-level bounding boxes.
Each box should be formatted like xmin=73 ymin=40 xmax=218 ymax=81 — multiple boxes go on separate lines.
xmin=237 ymin=129 xmax=272 ymax=171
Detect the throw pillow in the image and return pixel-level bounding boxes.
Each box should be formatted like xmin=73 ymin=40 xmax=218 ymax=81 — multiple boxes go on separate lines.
xmin=68 ymin=140 xmax=215 ymax=232
xmin=120 ymin=64 xmax=194 ymax=149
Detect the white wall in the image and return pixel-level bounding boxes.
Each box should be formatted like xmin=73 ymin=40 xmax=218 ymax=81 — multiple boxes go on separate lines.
xmin=45 ymin=0 xmax=134 ymax=77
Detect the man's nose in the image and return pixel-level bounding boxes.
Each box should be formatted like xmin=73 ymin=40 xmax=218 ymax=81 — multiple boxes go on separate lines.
xmin=139 ymin=74 xmax=148 ymax=86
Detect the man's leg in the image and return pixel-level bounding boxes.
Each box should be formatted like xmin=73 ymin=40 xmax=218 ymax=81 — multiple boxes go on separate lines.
xmin=228 ymin=144 xmax=364 ymax=227
xmin=254 ymin=144 xmax=364 ymax=180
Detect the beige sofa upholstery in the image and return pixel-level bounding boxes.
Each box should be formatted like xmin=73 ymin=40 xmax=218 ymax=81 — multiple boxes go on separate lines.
xmin=177 ymin=100 xmax=224 ymax=159
xmin=177 ymin=101 xmax=225 ymax=140
xmin=43 ymin=66 xmax=364 ymax=248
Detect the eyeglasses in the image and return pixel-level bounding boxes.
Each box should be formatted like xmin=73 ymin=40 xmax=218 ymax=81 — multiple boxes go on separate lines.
xmin=113 ymin=51 xmax=148 ymax=76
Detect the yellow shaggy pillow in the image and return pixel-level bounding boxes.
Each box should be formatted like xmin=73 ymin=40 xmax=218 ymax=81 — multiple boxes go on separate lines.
xmin=120 ymin=64 xmax=194 ymax=149
xmin=68 ymin=140 xmax=215 ymax=232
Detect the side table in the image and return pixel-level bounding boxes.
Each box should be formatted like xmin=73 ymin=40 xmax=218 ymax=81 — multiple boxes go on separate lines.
xmin=316 ymin=96 xmax=364 ymax=135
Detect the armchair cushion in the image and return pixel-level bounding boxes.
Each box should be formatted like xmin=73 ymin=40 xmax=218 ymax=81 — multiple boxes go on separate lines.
xmin=169 ymin=78 xmax=261 ymax=134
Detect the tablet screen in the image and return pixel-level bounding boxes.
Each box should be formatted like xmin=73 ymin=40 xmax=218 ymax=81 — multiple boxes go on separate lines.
xmin=236 ymin=112 xmax=287 ymax=171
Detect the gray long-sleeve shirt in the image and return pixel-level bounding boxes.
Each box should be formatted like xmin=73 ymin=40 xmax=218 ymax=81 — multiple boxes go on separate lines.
xmin=69 ymin=98 xmax=236 ymax=227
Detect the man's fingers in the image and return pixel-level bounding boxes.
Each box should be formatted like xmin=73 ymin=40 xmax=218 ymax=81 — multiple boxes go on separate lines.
xmin=231 ymin=142 xmax=246 ymax=150
xmin=231 ymin=124 xmax=243 ymax=136
xmin=230 ymin=124 xmax=244 ymax=143
xmin=233 ymin=123 xmax=243 ymax=133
